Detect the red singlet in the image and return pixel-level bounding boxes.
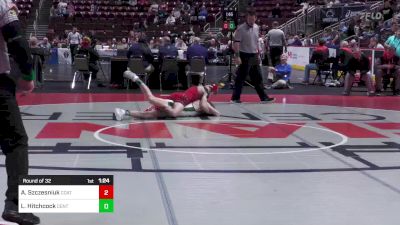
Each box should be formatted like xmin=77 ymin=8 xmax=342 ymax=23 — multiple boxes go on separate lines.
xmin=168 ymin=86 xmax=201 ymax=106
xmin=145 ymin=86 xmax=201 ymax=112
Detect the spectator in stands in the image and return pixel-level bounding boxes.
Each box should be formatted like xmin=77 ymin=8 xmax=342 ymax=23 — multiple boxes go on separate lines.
xmin=30 ymin=37 xmax=49 ymax=86
xmin=261 ymin=24 xmax=269 ymax=33
xmin=272 ymin=3 xmax=281 ymax=18
xmin=67 ymin=27 xmax=82 ymax=64
xmin=343 ymin=48 xmax=374 ymax=96
xmin=128 ymin=31 xmax=137 ymax=46
xmin=382 ymin=1 xmax=394 ymax=21
xmin=207 ymin=39 xmax=219 ymax=63
xmin=186 ymin=37 xmax=208 ymax=62
xmin=369 ymin=37 xmax=384 ymax=49
xmin=50 ymin=5 xmax=56 ymax=17
xmin=158 ymin=5 xmax=168 ymax=22
xmin=159 ymin=36 xmax=178 ymax=60
xmin=385 ymin=29 xmax=400 ymax=56
xmin=258 ymin=34 xmax=266 ymax=63
xmin=303 ymin=35 xmax=313 ymax=47
xmin=40 ymin=37 xmax=52 ymax=52
xmin=172 ymin=7 xmax=181 ymax=19
xmin=67 ymin=2 xmax=75 ymax=18
xmin=266 ymin=21 xmax=287 ymax=66
xmin=339 ymin=22 xmax=348 ymax=34
xmin=77 ymin=37 xmax=104 ymax=87
xmin=198 ymin=6 xmax=208 ymax=22
xmin=149 ymin=39 xmax=155 ymax=49
xmin=287 ymin=34 xmax=295 ymax=45
xmin=111 ymin=38 xmax=118 ymax=49
xmin=375 ymin=46 xmax=400 ymax=95
xmin=349 ymin=39 xmax=358 ymax=49
xmin=331 ymin=40 xmax=352 ymax=81
xmin=90 ymin=3 xmax=96 ymax=13
xmin=182 ymin=2 xmax=191 ymax=12
xmin=166 ymin=14 xmax=176 ymax=25
xmin=181 ymin=11 xmax=191 ymax=24
xmin=127 ymin=37 xmax=155 ymax=73
xmin=149 ymin=1 xmax=159 ymax=14
xmin=58 ymin=0 xmax=68 ymax=17
xmin=294 ymin=1 xmax=309 ymax=15
xmin=268 ymin=54 xmax=292 ymax=89
xmin=362 ymin=26 xmax=376 ymax=39
xmin=175 ymin=38 xmax=188 ymax=50
xmin=129 ymin=0 xmax=138 ymax=6
xmin=117 ymin=38 xmax=129 ymax=50
xmin=290 ymin=35 xmax=303 ymax=46
xmin=302 ymin=39 xmax=329 ymax=84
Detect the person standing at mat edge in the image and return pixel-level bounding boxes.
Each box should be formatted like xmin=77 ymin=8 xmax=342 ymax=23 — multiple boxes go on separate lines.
xmin=0 ymin=1 xmax=40 ymax=224
xmin=68 ymin=27 xmax=82 ymax=64
xmin=231 ymin=8 xmax=275 ymax=103
xmin=266 ymin=21 xmax=287 ymax=67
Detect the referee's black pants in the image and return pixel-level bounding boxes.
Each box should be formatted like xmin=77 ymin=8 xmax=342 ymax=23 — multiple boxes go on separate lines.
xmin=269 ymin=46 xmax=283 ymax=67
xmin=232 ymin=52 xmax=269 ymax=101
xmin=70 ymin=44 xmax=79 ymax=64
xmin=0 ymin=76 xmax=29 ymax=207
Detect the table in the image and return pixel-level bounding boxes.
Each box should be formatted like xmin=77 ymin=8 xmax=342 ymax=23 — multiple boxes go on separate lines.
xmin=110 ymin=57 xmax=190 ymax=89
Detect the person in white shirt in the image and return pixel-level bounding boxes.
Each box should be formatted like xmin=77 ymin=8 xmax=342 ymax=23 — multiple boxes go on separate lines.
xmin=39 ymin=37 xmax=52 ymax=51
xmin=58 ymin=0 xmax=68 ymax=16
xmin=175 ymin=38 xmax=187 ymax=50
xmin=67 ymin=27 xmax=82 ymax=63
xmin=166 ymin=14 xmax=176 ymax=25
xmin=369 ymin=37 xmax=384 ymax=49
xmin=172 ymin=8 xmax=181 ymax=19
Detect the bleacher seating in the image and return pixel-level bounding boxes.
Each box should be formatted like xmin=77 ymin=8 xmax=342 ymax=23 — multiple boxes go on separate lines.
xmin=48 ymin=0 xmax=222 ymax=42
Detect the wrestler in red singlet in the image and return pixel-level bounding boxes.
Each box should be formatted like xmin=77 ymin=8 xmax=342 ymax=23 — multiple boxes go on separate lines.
xmin=145 ymin=86 xmax=201 ymax=112
xmin=168 ymin=86 xmax=201 ymax=106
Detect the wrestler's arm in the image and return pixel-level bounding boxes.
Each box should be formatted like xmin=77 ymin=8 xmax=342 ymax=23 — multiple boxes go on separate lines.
xmin=199 ymin=94 xmax=220 ymax=116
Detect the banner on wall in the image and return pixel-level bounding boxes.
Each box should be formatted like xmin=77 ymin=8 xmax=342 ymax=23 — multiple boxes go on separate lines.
xmin=286 ymin=47 xmax=310 ymax=69
xmin=341 ymin=5 xmax=367 ymax=19
xmin=57 ymin=48 xmax=72 ymax=65
xmin=320 ymin=8 xmax=341 ymax=24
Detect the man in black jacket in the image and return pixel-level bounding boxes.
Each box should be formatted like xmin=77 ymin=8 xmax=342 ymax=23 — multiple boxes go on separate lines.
xmin=77 ymin=37 xmax=104 ymax=87
xmin=127 ymin=37 xmax=155 ymax=73
xmin=29 ymin=36 xmax=50 ymax=86
xmin=0 ymin=1 xmax=40 ymax=224
xmin=343 ymin=48 xmax=374 ymax=96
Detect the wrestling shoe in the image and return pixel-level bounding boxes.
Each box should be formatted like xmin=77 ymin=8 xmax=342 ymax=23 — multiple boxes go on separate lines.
xmin=123 ymin=70 xmax=139 ymax=82
xmin=260 ymin=97 xmax=275 ymax=104
xmin=114 ymin=108 xmax=127 ymax=121
xmin=230 ymin=100 xmax=242 ymax=103
xmin=2 ymin=201 xmax=40 ymax=225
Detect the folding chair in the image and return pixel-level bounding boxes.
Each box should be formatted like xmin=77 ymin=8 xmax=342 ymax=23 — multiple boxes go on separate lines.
xmin=71 ymin=55 xmax=92 ymax=89
xmin=126 ymin=56 xmax=151 ymax=89
xmin=160 ymin=56 xmax=179 ymax=91
xmin=313 ymin=62 xmax=333 ymax=85
xmin=186 ymin=56 xmax=206 ymax=87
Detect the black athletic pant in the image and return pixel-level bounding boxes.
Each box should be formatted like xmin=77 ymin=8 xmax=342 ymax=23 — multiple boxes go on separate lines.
xmin=70 ymin=44 xmax=79 ymax=64
xmin=231 ymin=52 xmax=269 ymax=101
xmin=269 ymin=46 xmax=283 ymax=67
xmin=0 ymin=76 xmax=29 ymax=206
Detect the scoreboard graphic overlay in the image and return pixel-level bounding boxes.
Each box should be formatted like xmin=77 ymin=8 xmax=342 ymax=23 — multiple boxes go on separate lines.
xmin=19 ymin=175 xmax=114 ymax=213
